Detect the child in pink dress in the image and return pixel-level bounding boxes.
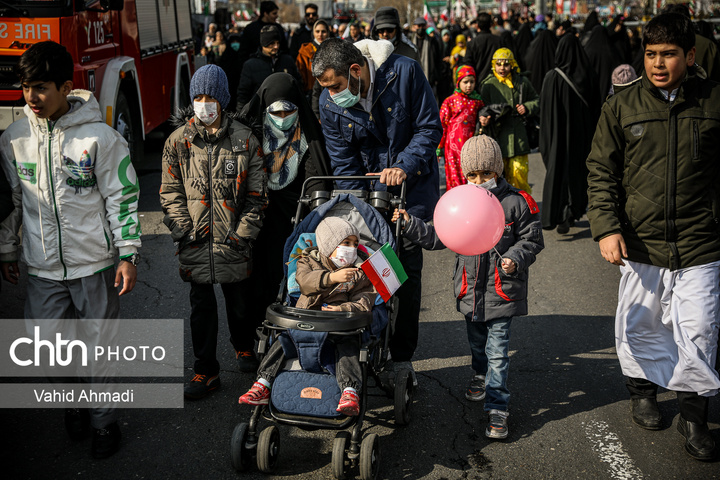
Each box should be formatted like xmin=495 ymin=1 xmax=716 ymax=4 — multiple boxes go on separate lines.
xmin=438 ymin=65 xmax=485 ymax=190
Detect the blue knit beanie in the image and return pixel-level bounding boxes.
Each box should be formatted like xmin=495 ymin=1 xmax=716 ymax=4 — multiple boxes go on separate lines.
xmin=189 ymin=64 xmax=230 ymax=109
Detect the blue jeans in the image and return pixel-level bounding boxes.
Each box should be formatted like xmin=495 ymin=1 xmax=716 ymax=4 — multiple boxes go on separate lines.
xmin=465 ymin=315 xmax=512 ymax=412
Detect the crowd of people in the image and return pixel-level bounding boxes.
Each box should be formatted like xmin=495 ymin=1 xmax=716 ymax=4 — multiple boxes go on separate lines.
xmin=0 ymin=0 xmax=718 ymax=464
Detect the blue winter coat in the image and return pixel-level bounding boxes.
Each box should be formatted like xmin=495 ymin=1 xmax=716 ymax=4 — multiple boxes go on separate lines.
xmin=318 ymin=53 xmax=442 ymax=221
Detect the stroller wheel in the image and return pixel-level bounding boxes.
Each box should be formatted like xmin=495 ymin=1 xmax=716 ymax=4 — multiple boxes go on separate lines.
xmin=230 ymin=422 xmax=254 ymax=472
xmin=331 ymin=431 xmax=350 ymax=479
xmin=359 ymin=433 xmax=380 ymax=480
xmin=257 ymin=425 xmax=280 ymax=473
xmin=394 ymin=368 xmax=414 ymax=425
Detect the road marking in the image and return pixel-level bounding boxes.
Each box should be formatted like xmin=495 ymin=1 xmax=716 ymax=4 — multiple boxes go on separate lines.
xmin=584 ymin=420 xmax=643 ymax=480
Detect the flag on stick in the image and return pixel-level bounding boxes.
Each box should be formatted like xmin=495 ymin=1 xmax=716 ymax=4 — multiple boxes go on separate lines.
xmin=423 ymin=1 xmax=437 ymax=30
xmin=360 ymin=243 xmax=408 ymax=302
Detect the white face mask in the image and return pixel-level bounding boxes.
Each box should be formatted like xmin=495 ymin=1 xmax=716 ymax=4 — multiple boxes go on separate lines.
xmin=331 ymin=245 xmax=358 ymax=268
xmin=479 ymin=177 xmax=497 ymax=190
xmin=193 ymin=100 xmax=219 ymax=125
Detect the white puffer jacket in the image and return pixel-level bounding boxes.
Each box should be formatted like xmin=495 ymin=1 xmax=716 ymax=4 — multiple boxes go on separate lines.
xmin=0 ymin=90 xmax=141 ymax=280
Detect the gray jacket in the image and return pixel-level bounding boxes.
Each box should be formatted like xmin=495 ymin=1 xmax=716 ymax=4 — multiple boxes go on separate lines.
xmin=403 ymin=178 xmax=544 ymax=321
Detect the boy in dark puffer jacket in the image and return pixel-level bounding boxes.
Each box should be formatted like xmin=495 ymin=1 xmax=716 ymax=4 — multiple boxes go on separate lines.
xmin=160 ymin=65 xmax=267 ymax=399
xmin=394 ymin=135 xmax=544 ymax=440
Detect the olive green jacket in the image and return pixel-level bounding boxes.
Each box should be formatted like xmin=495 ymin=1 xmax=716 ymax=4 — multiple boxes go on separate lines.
xmin=160 ymin=113 xmax=267 ymax=283
xmin=586 ymin=67 xmax=720 ymax=270
xmin=479 ymin=73 xmax=540 ymax=158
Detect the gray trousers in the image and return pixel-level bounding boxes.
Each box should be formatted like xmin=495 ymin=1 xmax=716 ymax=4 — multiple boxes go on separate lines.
xmin=25 ymin=269 xmax=120 ymax=429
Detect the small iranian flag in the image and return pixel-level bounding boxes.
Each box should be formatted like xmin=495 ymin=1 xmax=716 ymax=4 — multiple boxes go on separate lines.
xmin=360 ymin=243 xmax=408 ymax=302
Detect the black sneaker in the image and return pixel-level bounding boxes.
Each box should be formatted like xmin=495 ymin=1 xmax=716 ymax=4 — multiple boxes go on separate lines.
xmin=65 ymin=408 xmax=90 ymax=441
xmin=465 ymin=375 xmax=486 ymax=402
xmin=485 ymin=409 xmax=509 ymax=440
xmin=91 ymin=422 xmax=121 ymax=459
xmin=184 ymin=374 xmax=221 ymax=400
xmin=236 ymin=350 xmax=259 ymax=373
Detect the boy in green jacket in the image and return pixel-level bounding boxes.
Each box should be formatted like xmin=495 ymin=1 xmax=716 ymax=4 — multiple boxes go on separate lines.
xmin=586 ymin=13 xmax=720 ymax=461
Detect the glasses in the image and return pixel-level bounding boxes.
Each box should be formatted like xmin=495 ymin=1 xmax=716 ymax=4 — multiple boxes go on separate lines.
xmin=495 ymin=61 xmax=510 ymax=67
xmin=377 ymin=28 xmax=395 ymax=34
xmin=305 ymin=11 xmax=318 ymax=17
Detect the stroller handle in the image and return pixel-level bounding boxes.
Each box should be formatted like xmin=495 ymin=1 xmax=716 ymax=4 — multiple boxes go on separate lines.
xmin=296 ymin=175 xmax=407 ymax=240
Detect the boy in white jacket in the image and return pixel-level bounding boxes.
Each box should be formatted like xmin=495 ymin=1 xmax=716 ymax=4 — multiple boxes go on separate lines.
xmin=0 ymin=41 xmax=141 ymax=459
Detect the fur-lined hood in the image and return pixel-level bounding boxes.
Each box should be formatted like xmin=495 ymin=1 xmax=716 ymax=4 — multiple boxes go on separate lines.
xmin=353 ymin=39 xmax=395 ymax=69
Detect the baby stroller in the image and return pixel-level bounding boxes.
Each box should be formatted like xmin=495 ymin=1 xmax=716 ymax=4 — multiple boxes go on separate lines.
xmin=230 ymin=176 xmax=413 ymax=480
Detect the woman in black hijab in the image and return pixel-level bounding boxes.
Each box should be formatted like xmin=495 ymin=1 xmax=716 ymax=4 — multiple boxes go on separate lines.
xmin=539 ymin=34 xmax=600 ymax=233
xmin=580 ymin=11 xmax=600 ymax=46
xmin=239 ymin=73 xmax=332 ymax=336
xmin=583 ymin=25 xmax=622 ymax=103
xmin=607 ymin=15 xmax=631 ymax=63
xmin=523 ymin=29 xmax=558 ymax=94
xmin=514 ymin=22 xmax=533 ymax=71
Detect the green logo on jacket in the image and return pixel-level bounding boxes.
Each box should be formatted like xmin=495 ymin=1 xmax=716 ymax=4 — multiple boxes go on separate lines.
xmin=16 ymin=162 xmax=37 ymax=184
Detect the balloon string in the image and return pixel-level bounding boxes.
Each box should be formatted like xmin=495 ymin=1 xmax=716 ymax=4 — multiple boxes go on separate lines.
xmin=493 ymin=246 xmax=502 ymax=259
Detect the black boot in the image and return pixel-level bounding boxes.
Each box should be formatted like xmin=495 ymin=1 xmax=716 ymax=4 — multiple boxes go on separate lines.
xmin=64 ymin=408 xmax=90 ymax=441
xmin=630 ymin=397 xmax=662 ymax=430
xmin=677 ymin=392 xmax=716 ymax=461
xmin=627 ymin=377 xmax=661 ymax=429
xmin=677 ymin=417 xmax=716 ymax=461
xmin=91 ymin=422 xmax=121 ymax=459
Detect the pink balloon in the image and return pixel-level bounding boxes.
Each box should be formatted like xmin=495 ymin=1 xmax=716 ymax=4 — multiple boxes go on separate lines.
xmin=432 ymin=184 xmax=505 ymax=255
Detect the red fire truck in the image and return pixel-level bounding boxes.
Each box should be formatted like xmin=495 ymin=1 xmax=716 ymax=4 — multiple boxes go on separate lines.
xmin=0 ymin=0 xmax=195 ymax=162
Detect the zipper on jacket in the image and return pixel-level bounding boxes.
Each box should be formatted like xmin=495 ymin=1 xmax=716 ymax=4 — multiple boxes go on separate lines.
xmin=206 ymin=141 xmax=216 ymax=283
xmin=667 ymin=106 xmax=679 ymax=270
xmin=692 ymin=120 xmax=699 ymax=160
xmin=46 ymin=121 xmax=67 ymax=279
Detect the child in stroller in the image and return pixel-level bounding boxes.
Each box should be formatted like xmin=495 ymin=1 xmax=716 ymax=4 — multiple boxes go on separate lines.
xmin=231 ymin=187 xmax=411 ymax=479
xmin=239 ymin=216 xmax=376 ymax=416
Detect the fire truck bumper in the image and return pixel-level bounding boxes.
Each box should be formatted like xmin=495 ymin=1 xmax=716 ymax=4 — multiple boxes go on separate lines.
xmin=0 ymin=106 xmax=27 ymax=131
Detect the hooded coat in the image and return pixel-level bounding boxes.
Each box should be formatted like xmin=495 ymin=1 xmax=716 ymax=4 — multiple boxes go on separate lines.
xmin=539 ymin=35 xmax=600 ymax=229
xmin=160 ymin=108 xmax=267 ymax=284
xmin=523 ymin=29 xmax=558 ymax=94
xmin=514 ymin=23 xmax=533 ymax=71
xmin=319 ymin=39 xmax=442 ymax=221
xmin=295 ymin=247 xmax=374 ymax=312
xmin=0 ymin=90 xmax=141 ymax=280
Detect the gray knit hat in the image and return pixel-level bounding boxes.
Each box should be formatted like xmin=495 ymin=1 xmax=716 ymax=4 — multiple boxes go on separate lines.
xmin=611 ymin=64 xmax=638 ymax=86
xmin=315 ymin=217 xmax=359 ymax=257
xmin=460 ymin=135 xmax=503 ymax=177
xmin=190 ymin=64 xmax=230 ymax=109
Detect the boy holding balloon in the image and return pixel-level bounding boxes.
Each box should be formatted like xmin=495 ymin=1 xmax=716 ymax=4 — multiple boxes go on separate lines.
xmin=393 ymin=135 xmax=544 ymax=439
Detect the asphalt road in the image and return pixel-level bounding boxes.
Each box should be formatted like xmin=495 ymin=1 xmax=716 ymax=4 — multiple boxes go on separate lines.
xmin=0 ymin=133 xmax=718 ymax=479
